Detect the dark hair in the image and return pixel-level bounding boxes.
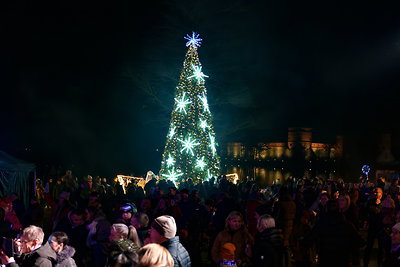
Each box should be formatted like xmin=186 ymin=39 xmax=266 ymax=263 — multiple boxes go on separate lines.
xmin=133 ymin=212 xmax=149 ymax=228
xmin=70 ymin=208 xmax=85 ymax=217
xmin=51 ymin=231 xmax=69 ymax=246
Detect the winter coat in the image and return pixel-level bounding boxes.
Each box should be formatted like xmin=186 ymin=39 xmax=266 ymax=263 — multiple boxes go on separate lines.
xmin=382 ymin=246 xmax=400 ymax=267
xmin=8 ymin=243 xmax=56 ymax=267
xmin=55 ymin=245 xmax=77 ymax=267
xmin=161 ymin=236 xmax=191 ymax=267
xmin=252 ymin=227 xmax=284 ymax=267
xmin=304 ymin=212 xmax=365 ymax=267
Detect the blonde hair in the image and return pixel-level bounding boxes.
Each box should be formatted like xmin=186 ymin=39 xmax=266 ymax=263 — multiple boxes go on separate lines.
xmin=225 ymin=211 xmax=243 ymax=229
xmin=257 ymin=214 xmax=275 ymax=232
xmin=137 ymin=243 xmax=174 ymax=267
xmin=23 ymin=225 xmax=44 ymax=245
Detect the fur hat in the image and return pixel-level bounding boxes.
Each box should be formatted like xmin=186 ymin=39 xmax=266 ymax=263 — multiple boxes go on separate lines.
xmin=151 ymin=215 xmax=176 ymax=239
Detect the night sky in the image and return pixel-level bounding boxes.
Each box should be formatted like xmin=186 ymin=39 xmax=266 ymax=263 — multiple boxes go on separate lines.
xmin=1 ymin=0 xmax=400 ymax=178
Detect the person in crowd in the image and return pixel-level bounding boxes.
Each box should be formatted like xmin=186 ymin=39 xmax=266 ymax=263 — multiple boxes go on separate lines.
xmin=54 ymin=208 xmax=88 ymax=266
xmin=364 ymin=187 xmax=384 ymax=267
xmin=218 ymin=242 xmax=237 ymax=267
xmin=0 ymin=225 xmax=56 ymax=267
xmin=136 ymin=243 xmax=174 ymax=267
xmin=252 ymin=214 xmax=284 ymax=267
xmin=44 ymin=190 xmax=72 ymax=232
xmin=23 ymin=197 xmax=44 ymax=228
xmin=48 ymin=231 xmax=77 ymax=267
xmin=115 ymin=202 xmax=137 ymax=225
xmin=383 ymin=222 xmax=400 ymax=266
xmin=0 ymin=198 xmax=21 ymax=238
xmin=304 ymin=200 xmax=365 ymax=267
xmin=108 ymin=223 xmax=139 ymax=265
xmin=309 ymin=192 xmax=329 ymax=223
xmin=86 ymin=206 xmax=111 ymax=267
xmin=290 ymin=211 xmax=312 ymax=267
xmin=212 ymin=211 xmax=253 ymax=266
xmin=130 ymin=212 xmax=149 ymax=247
xmin=149 ymin=215 xmax=191 ymax=267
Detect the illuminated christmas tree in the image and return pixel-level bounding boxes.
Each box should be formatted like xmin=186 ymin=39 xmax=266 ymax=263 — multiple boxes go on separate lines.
xmin=159 ymin=32 xmax=220 ymax=184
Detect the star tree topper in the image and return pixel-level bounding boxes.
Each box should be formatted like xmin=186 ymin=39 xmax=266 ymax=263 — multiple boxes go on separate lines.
xmin=184 ymin=32 xmax=202 ymax=48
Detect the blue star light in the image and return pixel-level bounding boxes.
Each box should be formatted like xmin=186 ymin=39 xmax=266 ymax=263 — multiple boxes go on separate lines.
xmin=162 ymin=167 xmax=184 ymax=182
xmin=198 ymin=93 xmax=210 ymax=113
xmin=175 ymin=92 xmax=192 ymax=114
xmin=188 ymin=65 xmax=208 ymax=85
xmin=209 ymin=133 xmax=216 ymax=156
xmin=168 ymin=126 xmax=176 ymax=139
xmin=166 ymin=154 xmax=175 ymax=167
xmin=178 ymin=135 xmax=200 ymax=156
xmin=196 ymin=156 xmax=207 ymax=170
xmin=184 ymin=32 xmax=202 ymax=48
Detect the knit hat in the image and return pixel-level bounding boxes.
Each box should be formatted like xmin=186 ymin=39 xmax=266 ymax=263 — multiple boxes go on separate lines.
xmin=393 ymin=223 xmax=400 ymax=233
xmin=218 ymin=242 xmax=236 ymax=261
xmin=151 ymin=215 xmax=176 ymax=239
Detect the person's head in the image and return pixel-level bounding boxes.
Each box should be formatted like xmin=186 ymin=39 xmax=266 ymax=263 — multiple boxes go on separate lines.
xmin=225 ymin=211 xmax=243 ymax=231
xmin=110 ymin=223 xmax=129 ymax=242
xmin=49 ymin=231 xmax=69 ymax=253
xmin=88 ymin=192 xmax=100 ymax=207
xmin=137 ymin=243 xmax=174 ymax=267
xmin=107 ymin=239 xmax=139 ymax=267
xmin=120 ymin=203 xmax=137 ymax=221
xmin=320 ymin=193 xmax=329 ymax=206
xmin=140 ymin=198 xmax=152 ymax=212
xmin=337 ymin=193 xmax=350 ymax=211
xmin=391 ymin=223 xmax=400 ymax=247
xmin=69 ymin=209 xmax=85 ymax=227
xmin=131 ymin=212 xmax=149 ymax=229
xmin=257 ymin=214 xmax=275 ymax=232
xmin=149 ymin=215 xmax=177 ymax=244
xmin=20 ymin=225 xmax=44 ymax=253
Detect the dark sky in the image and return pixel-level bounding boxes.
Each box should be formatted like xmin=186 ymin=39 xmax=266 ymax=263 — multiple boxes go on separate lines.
xmin=1 ymin=0 xmax=399 ymax=177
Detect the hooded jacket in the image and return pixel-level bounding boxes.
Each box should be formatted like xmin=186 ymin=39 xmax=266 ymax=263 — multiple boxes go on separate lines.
xmin=55 ymin=245 xmax=77 ymax=267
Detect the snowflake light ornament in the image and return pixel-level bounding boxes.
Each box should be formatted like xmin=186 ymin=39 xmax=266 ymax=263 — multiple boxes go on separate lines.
xmin=209 ymin=133 xmax=216 ymax=156
xmin=198 ymin=93 xmax=210 ymax=113
xmin=184 ymin=32 xmax=202 ymax=48
xmin=166 ymin=154 xmax=175 ymax=167
xmin=175 ymin=92 xmax=192 ymax=114
xmin=162 ymin=167 xmax=184 ymax=182
xmin=188 ymin=65 xmax=208 ymax=85
xmin=199 ymin=118 xmax=209 ymax=131
xmin=196 ymin=156 xmax=206 ymax=170
xmin=178 ymin=135 xmax=200 ymax=156
xmin=168 ymin=126 xmax=176 ymax=139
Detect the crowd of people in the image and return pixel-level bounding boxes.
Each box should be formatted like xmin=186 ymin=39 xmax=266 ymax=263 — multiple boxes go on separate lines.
xmin=1 ymin=170 xmax=400 ymax=267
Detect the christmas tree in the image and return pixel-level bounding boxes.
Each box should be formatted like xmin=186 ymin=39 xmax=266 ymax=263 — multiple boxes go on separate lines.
xmin=159 ymin=32 xmax=220 ymax=184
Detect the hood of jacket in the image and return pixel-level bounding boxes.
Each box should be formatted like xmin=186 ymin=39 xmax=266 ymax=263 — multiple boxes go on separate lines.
xmin=56 ymin=245 xmax=75 ymax=263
